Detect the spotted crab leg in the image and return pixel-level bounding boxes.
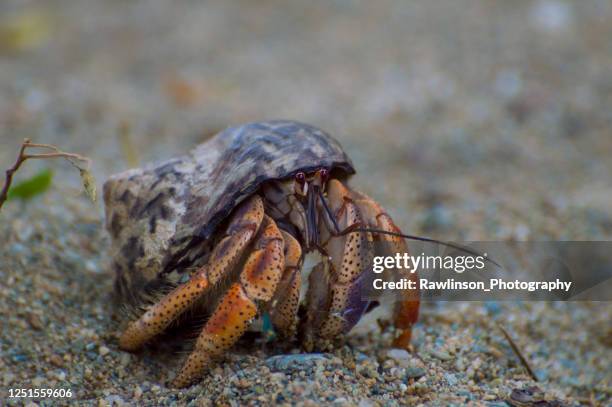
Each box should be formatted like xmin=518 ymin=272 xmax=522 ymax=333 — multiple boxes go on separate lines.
xmin=313 ymin=179 xmax=374 ymax=345
xmin=118 ymin=195 xmax=265 ymax=352
xmin=269 ymin=230 xmax=303 ymax=338
xmin=172 ymin=215 xmax=285 ymax=388
xmin=351 ymin=190 xmax=420 ymax=349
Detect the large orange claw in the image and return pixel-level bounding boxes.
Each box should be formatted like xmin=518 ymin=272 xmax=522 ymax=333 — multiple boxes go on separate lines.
xmin=352 ymin=189 xmax=420 ymax=349
xmin=316 ymin=179 xmax=374 ymax=340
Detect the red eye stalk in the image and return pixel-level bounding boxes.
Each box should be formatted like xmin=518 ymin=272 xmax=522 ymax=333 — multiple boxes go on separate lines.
xmin=295 ymin=172 xmax=306 ymax=184
xmin=319 ymin=168 xmax=329 ymax=182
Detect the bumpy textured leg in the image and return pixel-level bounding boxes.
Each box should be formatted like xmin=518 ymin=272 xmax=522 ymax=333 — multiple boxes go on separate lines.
xmin=118 ymin=195 xmax=264 ymax=351
xmin=269 ymin=230 xmax=302 ymax=338
xmin=172 ymin=215 xmax=285 ymax=388
xmin=316 ymin=179 xmax=374 ymax=341
xmin=352 ymin=190 xmax=420 ymax=349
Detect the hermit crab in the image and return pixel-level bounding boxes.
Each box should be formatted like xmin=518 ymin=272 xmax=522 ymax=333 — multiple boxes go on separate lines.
xmin=104 ymin=120 xmax=420 ymax=387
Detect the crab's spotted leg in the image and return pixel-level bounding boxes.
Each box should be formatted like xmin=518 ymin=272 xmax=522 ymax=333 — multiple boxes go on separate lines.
xmin=118 ymin=195 xmax=265 ymax=352
xmin=269 ymin=230 xmax=303 ymax=338
xmin=316 ymin=179 xmax=374 ymax=342
xmin=351 ymin=190 xmax=420 ymax=349
xmin=172 ymin=215 xmax=285 ymax=388
xmin=118 ymin=268 xmax=211 ymax=352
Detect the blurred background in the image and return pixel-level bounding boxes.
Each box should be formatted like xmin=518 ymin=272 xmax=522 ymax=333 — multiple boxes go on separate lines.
xmin=1 ymin=0 xmax=610 ymax=241
xmin=0 ymin=1 xmax=610 ymax=404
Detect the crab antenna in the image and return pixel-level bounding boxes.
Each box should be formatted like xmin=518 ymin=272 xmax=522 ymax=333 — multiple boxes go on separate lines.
xmin=318 ymin=189 xmax=342 ymax=233
xmin=344 ymin=227 xmax=501 ymax=268
xmin=318 ymin=190 xmax=500 ymax=268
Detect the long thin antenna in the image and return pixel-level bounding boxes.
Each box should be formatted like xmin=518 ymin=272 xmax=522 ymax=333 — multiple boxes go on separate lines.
xmin=343 ymin=226 xmax=501 ymax=268
xmin=318 ymin=190 xmax=500 ymax=268
xmin=318 ymin=189 xmax=341 ymax=232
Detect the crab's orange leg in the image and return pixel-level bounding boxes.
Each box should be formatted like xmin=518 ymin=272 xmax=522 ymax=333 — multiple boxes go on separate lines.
xmin=269 ymin=230 xmax=303 ymax=338
xmin=316 ymin=179 xmax=374 ymax=340
xmin=352 ymin=190 xmax=420 ymax=349
xmin=118 ymin=195 xmax=265 ymax=351
xmin=172 ymin=215 xmax=285 ymax=388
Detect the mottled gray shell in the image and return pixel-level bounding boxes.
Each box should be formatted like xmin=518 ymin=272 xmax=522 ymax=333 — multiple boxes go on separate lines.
xmin=104 ymin=120 xmax=354 ymax=301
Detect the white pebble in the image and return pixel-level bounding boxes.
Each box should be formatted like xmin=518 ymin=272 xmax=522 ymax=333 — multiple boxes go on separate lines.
xmin=387 ymin=348 xmax=411 ymax=361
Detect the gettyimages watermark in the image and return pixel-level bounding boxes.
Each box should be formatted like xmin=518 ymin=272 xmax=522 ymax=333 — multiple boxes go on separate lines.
xmin=360 ymin=241 xmax=612 ymax=301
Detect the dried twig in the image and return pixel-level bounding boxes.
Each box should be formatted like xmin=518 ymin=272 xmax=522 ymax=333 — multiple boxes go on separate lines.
xmin=497 ymin=322 xmax=539 ymax=382
xmin=0 ymin=138 xmax=93 ymax=211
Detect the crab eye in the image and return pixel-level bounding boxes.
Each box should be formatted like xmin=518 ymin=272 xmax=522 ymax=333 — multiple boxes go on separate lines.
xmin=295 ymin=172 xmax=306 ymax=184
xmin=319 ymin=168 xmax=329 ymax=182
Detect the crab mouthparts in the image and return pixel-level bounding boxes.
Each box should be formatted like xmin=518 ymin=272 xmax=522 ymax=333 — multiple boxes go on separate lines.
xmin=305 ymin=184 xmax=320 ymax=249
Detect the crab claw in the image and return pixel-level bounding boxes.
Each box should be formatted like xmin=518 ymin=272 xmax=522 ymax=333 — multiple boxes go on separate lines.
xmin=305 ymin=179 xmax=419 ymax=349
xmin=299 ymin=179 xmax=375 ymax=349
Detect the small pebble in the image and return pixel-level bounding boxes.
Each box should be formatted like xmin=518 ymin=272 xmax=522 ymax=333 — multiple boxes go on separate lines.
xmin=405 ymin=367 xmax=426 ymax=380
xmin=445 ymin=373 xmax=458 ymax=386
xmin=430 ymin=350 xmax=453 ymax=361
xmin=386 ymin=348 xmax=411 ymax=362
xmin=265 ymin=353 xmax=331 ymax=372
xmin=119 ymin=352 xmax=131 ymax=368
xmin=26 ymin=313 xmax=44 ymax=330
xmin=50 ymin=354 xmax=64 ymax=367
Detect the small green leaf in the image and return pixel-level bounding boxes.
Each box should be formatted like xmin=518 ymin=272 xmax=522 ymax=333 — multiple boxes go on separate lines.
xmin=7 ymin=168 xmax=53 ymax=201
